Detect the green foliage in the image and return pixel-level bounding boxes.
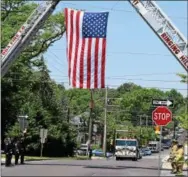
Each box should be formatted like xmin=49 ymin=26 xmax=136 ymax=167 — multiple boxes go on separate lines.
xmin=176 ymin=113 xmax=188 ymax=130
xmin=1 ymin=0 xmax=186 ymax=156
xmin=177 ymin=73 xmax=188 ymax=83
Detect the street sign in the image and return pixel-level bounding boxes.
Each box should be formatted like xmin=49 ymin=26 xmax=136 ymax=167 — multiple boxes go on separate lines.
xmin=152 ymin=99 xmax=174 ymax=108
xmin=40 ymin=129 xmax=48 ymax=143
xmin=18 ymin=116 xmax=28 ymax=132
xmin=39 ymin=128 xmax=48 ymax=157
xmin=152 ymin=106 xmax=172 ymax=126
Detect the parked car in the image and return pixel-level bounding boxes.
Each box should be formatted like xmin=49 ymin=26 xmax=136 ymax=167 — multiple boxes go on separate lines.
xmin=92 ymin=149 xmax=113 ymax=157
xmin=148 ymin=141 xmax=160 ymax=153
xmin=139 ymin=149 xmax=144 ymax=157
xmin=75 ymin=144 xmax=89 ymax=156
xmin=141 ymin=147 xmax=152 ymax=156
xmin=162 ymin=139 xmax=171 ymax=149
xmin=138 ymin=149 xmax=143 ymax=159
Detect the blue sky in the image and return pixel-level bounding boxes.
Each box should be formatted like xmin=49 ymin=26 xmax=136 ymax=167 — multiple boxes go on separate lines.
xmin=43 ymin=1 xmax=187 ymax=96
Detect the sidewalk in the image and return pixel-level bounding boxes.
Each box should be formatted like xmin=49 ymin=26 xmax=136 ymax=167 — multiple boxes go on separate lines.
xmin=161 ymin=155 xmax=188 ymax=171
xmin=161 ymin=155 xmax=188 ymax=176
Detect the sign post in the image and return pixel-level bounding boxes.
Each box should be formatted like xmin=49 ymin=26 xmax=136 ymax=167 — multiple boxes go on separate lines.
xmin=157 ymin=126 xmax=162 ymax=177
xmin=40 ymin=129 xmax=48 ymax=157
xmin=152 ymin=106 xmax=172 ymax=177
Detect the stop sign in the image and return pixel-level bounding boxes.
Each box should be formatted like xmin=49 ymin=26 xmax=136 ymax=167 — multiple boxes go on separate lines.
xmin=152 ymin=106 xmax=172 ymax=126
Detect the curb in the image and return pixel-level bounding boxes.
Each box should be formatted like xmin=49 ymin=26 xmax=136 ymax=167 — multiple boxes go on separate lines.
xmin=1 ymin=158 xmax=49 ymax=165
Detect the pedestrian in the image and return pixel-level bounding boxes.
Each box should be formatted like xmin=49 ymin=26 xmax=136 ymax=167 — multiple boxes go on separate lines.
xmin=19 ymin=136 xmax=25 ymax=164
xmin=174 ymin=143 xmax=184 ymax=176
xmin=13 ymin=137 xmax=20 ymax=165
xmin=88 ymin=144 xmax=92 ymax=160
xmin=4 ymin=137 xmax=13 ymax=167
xmin=168 ymin=139 xmax=178 ymax=174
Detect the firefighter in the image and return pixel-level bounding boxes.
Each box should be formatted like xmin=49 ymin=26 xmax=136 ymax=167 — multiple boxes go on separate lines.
xmin=168 ymin=139 xmax=178 ymax=173
xmin=175 ymin=143 xmax=184 ymax=176
xmin=13 ymin=137 xmax=20 ymax=165
xmin=19 ymin=136 xmax=26 ymax=164
xmin=4 ymin=137 xmax=13 ymax=167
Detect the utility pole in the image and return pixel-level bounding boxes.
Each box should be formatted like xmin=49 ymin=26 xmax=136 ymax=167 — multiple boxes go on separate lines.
xmin=88 ymin=89 xmax=94 ymax=145
xmin=139 ymin=115 xmax=142 ymax=126
xmin=158 ymin=126 xmax=162 ymax=176
xmin=146 ymin=115 xmax=148 ymax=127
xmin=103 ymin=87 xmax=108 ymax=157
xmin=139 ymin=115 xmax=143 ymax=146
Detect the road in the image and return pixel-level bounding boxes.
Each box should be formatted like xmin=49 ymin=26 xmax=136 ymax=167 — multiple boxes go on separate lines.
xmin=1 ymin=150 xmax=169 ymax=176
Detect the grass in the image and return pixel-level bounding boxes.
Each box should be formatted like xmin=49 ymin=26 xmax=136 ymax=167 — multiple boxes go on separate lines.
xmin=1 ymin=154 xmax=90 ymax=161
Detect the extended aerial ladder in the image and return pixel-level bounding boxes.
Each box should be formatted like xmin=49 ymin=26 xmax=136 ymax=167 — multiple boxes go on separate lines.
xmin=129 ymin=0 xmax=188 ymax=72
xmin=1 ymin=0 xmax=188 ymax=77
xmin=1 ymin=0 xmax=60 ymax=77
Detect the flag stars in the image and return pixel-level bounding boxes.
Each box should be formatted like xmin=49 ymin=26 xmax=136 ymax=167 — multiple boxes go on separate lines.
xmin=82 ymin=12 xmax=109 ymax=38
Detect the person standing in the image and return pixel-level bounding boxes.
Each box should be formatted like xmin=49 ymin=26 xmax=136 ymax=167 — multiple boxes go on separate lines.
xmin=19 ymin=136 xmax=25 ymax=164
xmin=4 ymin=137 xmax=13 ymax=167
xmin=13 ymin=137 xmax=20 ymax=165
xmin=174 ymin=143 xmax=184 ymax=176
xmin=88 ymin=144 xmax=92 ymax=160
xmin=168 ymin=139 xmax=178 ymax=174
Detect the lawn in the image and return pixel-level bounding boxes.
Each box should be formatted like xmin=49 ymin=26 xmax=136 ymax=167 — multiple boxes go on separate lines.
xmin=1 ymin=154 xmax=89 ymax=161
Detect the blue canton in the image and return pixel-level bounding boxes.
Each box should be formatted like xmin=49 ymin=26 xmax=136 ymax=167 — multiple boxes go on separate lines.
xmin=82 ymin=12 xmax=109 ymax=38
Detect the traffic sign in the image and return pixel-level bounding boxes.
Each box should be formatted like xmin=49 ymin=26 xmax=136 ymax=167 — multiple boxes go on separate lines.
xmin=152 ymin=99 xmax=174 ymax=108
xmin=40 ymin=129 xmax=48 ymax=143
xmin=152 ymin=106 xmax=172 ymax=126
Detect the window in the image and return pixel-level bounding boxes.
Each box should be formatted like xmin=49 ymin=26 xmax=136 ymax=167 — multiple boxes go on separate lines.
xmin=148 ymin=144 xmax=156 ymax=147
xmin=162 ymin=139 xmax=171 ymax=144
xmin=126 ymin=140 xmax=137 ymax=146
xmin=116 ymin=140 xmax=126 ymax=146
xmin=116 ymin=140 xmax=137 ymax=146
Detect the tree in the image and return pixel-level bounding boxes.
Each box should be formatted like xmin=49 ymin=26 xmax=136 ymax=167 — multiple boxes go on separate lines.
xmin=176 ymin=113 xmax=188 ymax=130
xmin=177 ymin=73 xmax=188 ymax=83
xmin=176 ymin=73 xmax=187 ymax=129
xmin=1 ymin=0 xmax=78 ymax=156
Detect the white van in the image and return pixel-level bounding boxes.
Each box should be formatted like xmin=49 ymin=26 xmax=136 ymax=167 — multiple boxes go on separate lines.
xmin=148 ymin=141 xmax=160 ymax=153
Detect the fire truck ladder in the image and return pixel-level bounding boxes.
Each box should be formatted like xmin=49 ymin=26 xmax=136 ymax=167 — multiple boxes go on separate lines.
xmin=129 ymin=0 xmax=188 ymax=72
xmin=1 ymin=0 xmax=187 ymax=76
xmin=1 ymin=0 xmax=60 ymax=77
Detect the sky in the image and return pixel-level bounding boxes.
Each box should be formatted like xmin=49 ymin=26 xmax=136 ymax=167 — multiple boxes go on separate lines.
xmin=42 ymin=1 xmax=187 ymax=97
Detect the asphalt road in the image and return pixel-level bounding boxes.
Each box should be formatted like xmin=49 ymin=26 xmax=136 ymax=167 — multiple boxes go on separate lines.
xmin=1 ymin=150 xmax=170 ymax=176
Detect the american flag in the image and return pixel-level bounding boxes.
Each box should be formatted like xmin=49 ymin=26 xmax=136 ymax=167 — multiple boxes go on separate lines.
xmin=64 ymin=8 xmax=109 ymax=89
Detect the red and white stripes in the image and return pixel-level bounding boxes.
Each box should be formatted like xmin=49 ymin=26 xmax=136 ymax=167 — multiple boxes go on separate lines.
xmin=64 ymin=8 xmax=106 ymax=89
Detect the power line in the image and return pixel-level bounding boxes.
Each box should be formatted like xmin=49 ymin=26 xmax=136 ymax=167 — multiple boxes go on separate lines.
xmin=107 ymin=84 xmax=187 ymax=91
xmin=7 ymin=73 xmax=186 ymax=83
xmin=50 ymin=47 xmax=173 ymax=57
xmin=45 ymin=53 xmax=67 ymax=76
xmin=4 ymin=78 xmax=187 ymax=91
xmin=61 ymin=2 xmax=188 ymax=21
xmin=110 ymin=1 xmax=120 ymax=10
xmin=10 ymin=72 xmax=187 ymax=77
xmin=53 ymin=78 xmax=183 ymax=83
xmin=49 ymin=49 xmax=68 ymax=67
xmin=45 ymin=76 xmax=184 ymax=83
